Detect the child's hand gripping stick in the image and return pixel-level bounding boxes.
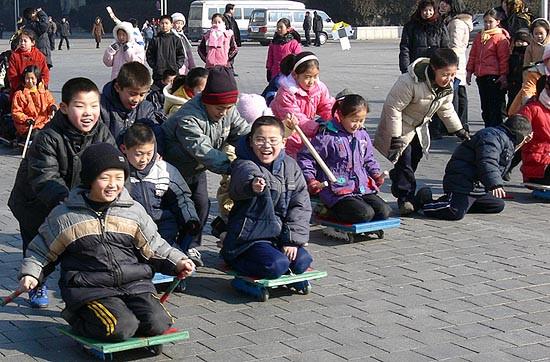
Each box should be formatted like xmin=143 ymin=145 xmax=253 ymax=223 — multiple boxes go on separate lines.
xmin=286 ymin=114 xmax=337 ymax=183
xmin=0 ymin=289 xmax=23 ymax=306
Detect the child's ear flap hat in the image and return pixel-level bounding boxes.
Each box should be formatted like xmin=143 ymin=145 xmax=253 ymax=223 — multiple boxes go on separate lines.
xmin=80 ymin=143 xmax=130 ymax=188
xmin=112 ymin=21 xmax=134 ymax=42
xmin=201 ymin=66 xmax=239 ymax=105
xmin=171 ymin=12 xmax=186 ymax=26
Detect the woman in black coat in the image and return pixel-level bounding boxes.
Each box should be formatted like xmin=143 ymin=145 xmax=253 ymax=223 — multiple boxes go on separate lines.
xmin=399 ymin=0 xmax=450 ymax=74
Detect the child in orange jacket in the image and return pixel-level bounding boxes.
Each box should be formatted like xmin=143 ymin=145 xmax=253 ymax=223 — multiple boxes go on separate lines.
xmin=11 ymin=65 xmax=56 ymax=138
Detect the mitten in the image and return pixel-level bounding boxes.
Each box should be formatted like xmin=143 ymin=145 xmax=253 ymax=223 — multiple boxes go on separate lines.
xmin=454 ymin=128 xmax=470 ymax=141
xmin=307 ymin=179 xmax=322 ymax=195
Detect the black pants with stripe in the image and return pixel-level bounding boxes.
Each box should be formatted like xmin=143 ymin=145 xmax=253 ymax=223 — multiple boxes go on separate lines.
xmin=422 ymin=192 xmax=505 ymax=221
xmin=68 ymin=293 xmax=173 ymax=342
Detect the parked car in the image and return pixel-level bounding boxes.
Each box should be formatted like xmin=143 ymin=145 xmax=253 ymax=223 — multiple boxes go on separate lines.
xmin=247 ymin=8 xmax=334 ymax=46
xmin=187 ymin=0 xmax=306 ymax=41
xmin=469 ymin=13 xmax=484 ymax=43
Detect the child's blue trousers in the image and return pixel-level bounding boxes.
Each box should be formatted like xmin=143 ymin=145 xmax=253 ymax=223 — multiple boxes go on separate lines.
xmin=422 ymin=192 xmax=505 ymax=221
xmin=231 ymin=242 xmax=313 ymax=279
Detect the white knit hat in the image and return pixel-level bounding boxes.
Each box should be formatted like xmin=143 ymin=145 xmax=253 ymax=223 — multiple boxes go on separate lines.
xmin=237 ymin=93 xmax=273 ymax=123
xmin=171 ymin=12 xmax=186 ymax=25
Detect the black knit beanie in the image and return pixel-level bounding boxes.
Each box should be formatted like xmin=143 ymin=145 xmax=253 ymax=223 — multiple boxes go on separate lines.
xmin=80 ymin=143 xmax=130 ymax=187
xmin=201 ymin=66 xmax=239 ymax=105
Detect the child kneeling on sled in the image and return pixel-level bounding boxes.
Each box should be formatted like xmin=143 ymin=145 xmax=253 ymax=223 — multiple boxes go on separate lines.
xmin=18 ymin=143 xmax=195 ymax=342
xmin=416 ymin=114 xmax=532 ymax=220
xmin=220 ymin=116 xmax=313 ymax=279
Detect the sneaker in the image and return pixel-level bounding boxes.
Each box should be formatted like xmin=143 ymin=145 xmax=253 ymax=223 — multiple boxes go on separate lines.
xmin=398 ymin=201 xmax=415 ymax=215
xmin=187 ymin=248 xmax=204 ymax=267
xmin=414 ymin=187 xmax=433 ymax=210
xmin=29 ymin=285 xmax=49 ymax=308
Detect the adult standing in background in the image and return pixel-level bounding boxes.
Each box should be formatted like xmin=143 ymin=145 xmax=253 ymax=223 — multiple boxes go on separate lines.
xmin=303 ymin=11 xmax=312 ymax=47
xmin=223 ymin=3 xmax=241 ymax=76
xmin=92 ymin=16 xmax=105 ymax=49
xmin=439 ymin=0 xmax=472 ymax=132
xmin=47 ymin=16 xmax=56 ymax=51
xmin=312 ymin=11 xmax=323 ymax=47
xmin=22 ymin=7 xmax=52 ymax=68
xmin=142 ymin=20 xmax=154 ymax=49
xmin=57 ymin=17 xmax=71 ymax=50
xmin=501 ymin=0 xmax=531 ymax=35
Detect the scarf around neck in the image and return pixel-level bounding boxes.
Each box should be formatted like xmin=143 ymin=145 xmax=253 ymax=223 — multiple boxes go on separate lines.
xmin=207 ymin=25 xmax=225 ymax=48
xmin=481 ymin=27 xmax=503 ymax=44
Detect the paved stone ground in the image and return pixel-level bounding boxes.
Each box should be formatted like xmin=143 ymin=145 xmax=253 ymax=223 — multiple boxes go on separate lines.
xmin=0 ymin=38 xmax=549 ymax=361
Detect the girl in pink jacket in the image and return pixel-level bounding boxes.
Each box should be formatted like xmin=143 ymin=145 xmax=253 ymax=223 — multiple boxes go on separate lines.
xmin=466 ymin=9 xmax=510 ymax=128
xmin=198 ymin=13 xmax=238 ymax=68
xmin=266 ymin=18 xmax=302 ymax=81
xmin=270 ymin=52 xmax=335 ymax=158
xmin=103 ymin=22 xmax=145 ymax=80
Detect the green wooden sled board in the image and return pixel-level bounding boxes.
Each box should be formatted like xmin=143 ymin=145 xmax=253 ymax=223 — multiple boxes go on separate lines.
xmin=58 ymin=326 xmax=189 ymax=354
xmin=217 ymin=266 xmax=327 ymax=288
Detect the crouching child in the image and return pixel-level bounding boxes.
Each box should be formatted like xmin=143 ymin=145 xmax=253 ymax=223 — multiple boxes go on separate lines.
xmin=220 ymin=116 xmax=313 ymax=279
xmin=18 ymin=143 xmax=195 ymax=342
xmin=416 ymin=115 xmax=532 ymax=220
xmin=121 ymin=123 xmax=201 ymax=249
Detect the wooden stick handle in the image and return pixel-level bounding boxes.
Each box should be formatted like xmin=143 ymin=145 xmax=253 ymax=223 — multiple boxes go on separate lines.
xmin=294 ymin=124 xmax=337 ymax=183
xmin=22 ymin=123 xmax=34 ymax=159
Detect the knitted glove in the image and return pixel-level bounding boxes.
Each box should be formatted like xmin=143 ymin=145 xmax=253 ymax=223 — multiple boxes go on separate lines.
xmin=111 ymin=42 xmax=119 ymax=51
xmin=455 ymin=128 xmax=470 ymax=141
xmin=372 ymin=173 xmax=384 ymax=187
xmin=307 ymin=179 xmax=322 ymax=195
xmin=387 ymin=137 xmax=405 ymax=163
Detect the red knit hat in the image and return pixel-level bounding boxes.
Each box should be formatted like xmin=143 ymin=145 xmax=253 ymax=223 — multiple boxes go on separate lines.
xmin=201 ymin=66 xmax=239 ymax=105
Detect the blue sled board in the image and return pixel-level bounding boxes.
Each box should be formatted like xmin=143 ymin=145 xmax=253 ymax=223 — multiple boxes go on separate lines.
xmin=311 ymin=217 xmax=401 ymax=234
xmin=58 ymin=326 xmax=189 ymax=360
xmin=523 ymin=183 xmax=550 ymax=200
xmin=217 ymin=265 xmax=327 ymax=302
xmin=152 ymin=272 xmax=186 ymax=292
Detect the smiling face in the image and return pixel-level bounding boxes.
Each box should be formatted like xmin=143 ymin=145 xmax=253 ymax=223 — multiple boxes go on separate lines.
xmin=121 ymin=142 xmax=155 ymax=170
xmin=204 ymin=103 xmax=234 ymax=121
xmin=421 ymin=5 xmax=435 ymax=20
xmin=117 ymin=29 xmax=128 ymax=44
xmin=339 ymin=107 xmax=367 ymax=134
xmin=60 ymin=91 xmax=101 ymax=133
xmin=533 ymin=26 xmax=548 ymax=43
xmin=89 ymin=169 xmax=125 ymax=202
xmin=23 ymin=71 xmax=38 ymax=90
xmin=292 ymin=66 xmax=319 ymax=92
xmin=432 ymin=64 xmax=457 ymax=87
xmin=18 ymin=34 xmax=34 ymax=52
xmin=250 ymin=125 xmax=285 ymax=165
xmin=115 ymin=84 xmax=149 ymax=111
xmin=484 ymin=15 xmax=499 ymax=30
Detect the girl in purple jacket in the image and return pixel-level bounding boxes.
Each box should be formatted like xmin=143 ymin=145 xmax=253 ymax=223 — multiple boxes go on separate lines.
xmin=297 ymin=91 xmax=392 ymax=224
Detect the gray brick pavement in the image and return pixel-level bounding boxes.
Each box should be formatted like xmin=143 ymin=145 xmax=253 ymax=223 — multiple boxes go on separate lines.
xmin=0 ymin=38 xmax=549 ymax=361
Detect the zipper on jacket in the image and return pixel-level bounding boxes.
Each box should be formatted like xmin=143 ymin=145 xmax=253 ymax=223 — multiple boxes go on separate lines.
xmin=98 ymin=212 xmax=123 ymax=287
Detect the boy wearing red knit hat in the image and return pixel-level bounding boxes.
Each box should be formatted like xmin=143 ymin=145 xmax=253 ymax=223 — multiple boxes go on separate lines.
xmin=161 ymin=66 xmax=250 ymax=266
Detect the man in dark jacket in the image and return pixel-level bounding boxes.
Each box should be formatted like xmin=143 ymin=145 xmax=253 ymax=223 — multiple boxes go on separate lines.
xmin=223 ymin=3 xmax=241 ymax=75
xmin=416 ymin=114 xmax=532 ymax=220
xmin=57 ymin=17 xmax=71 ymax=50
xmin=146 ymin=15 xmax=186 ymax=81
xmin=22 ymin=7 xmax=52 ymax=67
xmin=312 ymin=11 xmax=323 ymax=47
xmin=47 ymin=16 xmax=56 ymax=51
xmin=303 ymin=11 xmax=312 ymax=46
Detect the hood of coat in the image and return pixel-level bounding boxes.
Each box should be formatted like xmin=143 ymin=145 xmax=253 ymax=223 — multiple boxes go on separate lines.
xmin=112 ymin=21 xmax=135 ymax=42
xmin=452 ymin=13 xmax=473 ymax=31
xmin=278 ymin=73 xmax=323 ymax=98
xmin=50 ymin=110 xmax=102 ymax=145
xmin=163 ymin=84 xmax=192 ymax=106
xmin=235 ymin=134 xmax=286 ymax=174
xmin=408 ymin=57 xmax=454 ymax=94
xmin=273 ymin=30 xmax=301 ymax=44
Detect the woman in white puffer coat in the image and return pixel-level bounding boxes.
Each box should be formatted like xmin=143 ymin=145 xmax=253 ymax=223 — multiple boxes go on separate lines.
xmin=439 ymin=0 xmax=472 ymax=131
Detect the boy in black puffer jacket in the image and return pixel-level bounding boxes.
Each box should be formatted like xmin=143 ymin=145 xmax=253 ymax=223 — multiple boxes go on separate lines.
xmin=18 ymin=143 xmax=195 ymax=342
xmin=416 ymin=114 xmax=532 ymax=220
xmin=8 ymin=77 xmax=115 ymax=309
xmin=146 ymin=15 xmax=186 ymax=81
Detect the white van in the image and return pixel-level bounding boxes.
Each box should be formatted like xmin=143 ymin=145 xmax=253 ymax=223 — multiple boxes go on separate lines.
xmin=187 ymin=0 xmax=306 ymax=41
xmin=247 ymin=9 xmax=334 ymax=45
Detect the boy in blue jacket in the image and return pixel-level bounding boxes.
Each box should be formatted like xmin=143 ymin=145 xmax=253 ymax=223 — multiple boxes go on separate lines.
xmin=121 ymin=123 xmax=200 ymax=249
xmin=221 ymin=116 xmax=312 ymax=279
xmin=416 ymin=114 xmax=532 ymax=220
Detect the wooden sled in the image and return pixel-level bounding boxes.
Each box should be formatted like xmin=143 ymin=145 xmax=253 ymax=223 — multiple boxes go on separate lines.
xmin=217 ymin=265 xmax=327 ymax=302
